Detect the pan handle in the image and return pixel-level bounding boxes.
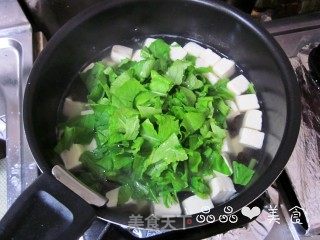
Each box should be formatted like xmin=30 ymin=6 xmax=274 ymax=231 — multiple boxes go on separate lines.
xmin=0 ymin=172 xmax=96 ymax=240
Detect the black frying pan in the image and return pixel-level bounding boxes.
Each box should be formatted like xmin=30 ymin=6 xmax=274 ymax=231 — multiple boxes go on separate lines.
xmin=0 ymin=0 xmax=301 ymax=239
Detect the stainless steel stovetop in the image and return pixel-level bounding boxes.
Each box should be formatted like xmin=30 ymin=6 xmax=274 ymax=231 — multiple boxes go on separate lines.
xmin=0 ymin=0 xmax=36 ymax=214
xmin=0 ymin=1 xmax=319 ymax=239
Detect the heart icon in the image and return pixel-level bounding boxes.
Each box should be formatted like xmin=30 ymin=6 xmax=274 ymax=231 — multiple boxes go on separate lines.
xmin=241 ymin=206 xmax=261 ymax=219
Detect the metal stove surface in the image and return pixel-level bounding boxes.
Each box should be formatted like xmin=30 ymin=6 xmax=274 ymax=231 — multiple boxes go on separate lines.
xmin=265 ymin=13 xmax=320 ymax=236
xmin=0 ymin=0 xmax=37 ymax=216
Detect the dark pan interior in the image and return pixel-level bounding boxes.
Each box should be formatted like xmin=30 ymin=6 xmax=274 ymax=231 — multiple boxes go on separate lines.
xmin=24 ymin=0 xmax=300 ymax=229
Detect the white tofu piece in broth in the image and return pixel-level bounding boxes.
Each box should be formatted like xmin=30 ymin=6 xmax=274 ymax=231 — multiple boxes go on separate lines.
xmin=235 ymin=94 xmax=260 ymax=112
xmin=226 ymin=100 xmax=240 ymax=119
xmin=152 ymin=199 xmax=182 ymax=217
xmin=63 ymin=98 xmax=85 ymax=119
xmin=199 ymin=48 xmax=221 ymax=67
xmin=101 ymin=57 xmax=116 ymax=66
xmin=132 ymin=49 xmax=143 ymax=62
xmin=239 ymin=127 xmax=265 ymax=149
xmin=222 ymin=135 xmax=232 ymax=153
xmin=170 ymin=45 xmax=187 ymax=61
xmin=60 ymin=144 xmax=84 ymax=170
xmin=80 ymin=109 xmax=94 ymax=115
xmin=144 ymin=38 xmax=156 ymax=47
xmin=222 ymin=139 xmax=230 ymax=153
xmin=105 ymin=187 xmax=120 ymax=207
xmin=213 ymin=58 xmax=235 ymax=78
xmin=182 ymin=195 xmax=214 ymax=215
xmin=229 ymin=136 xmax=245 ymax=156
xmin=205 ymin=72 xmax=219 ymax=85
xmin=183 ymin=42 xmax=205 ymax=57
xmin=110 ymin=45 xmax=133 ymax=64
xmin=85 ymin=138 xmax=97 ymax=152
xmin=208 ymin=176 xmax=236 ymax=204
xmin=227 ymin=75 xmax=250 ymax=95
xmin=243 ymin=110 xmax=262 ymax=131
xmin=195 ymin=58 xmax=209 ymax=68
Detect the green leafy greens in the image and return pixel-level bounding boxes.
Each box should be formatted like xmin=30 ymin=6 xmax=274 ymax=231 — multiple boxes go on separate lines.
xmin=56 ymin=39 xmax=256 ymax=207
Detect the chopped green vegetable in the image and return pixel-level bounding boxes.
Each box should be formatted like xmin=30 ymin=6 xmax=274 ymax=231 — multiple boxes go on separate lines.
xmin=166 ymin=60 xmax=190 ymax=85
xmin=118 ymin=184 xmax=132 ymax=205
xmin=132 ymin=59 xmax=155 ymax=80
xmin=135 ymin=91 xmax=163 ymax=118
xmin=155 ymin=115 xmax=180 ymax=142
xmin=182 ymin=111 xmax=206 ymax=133
xmin=54 ymin=126 xmax=75 ymax=153
xmin=233 ymin=161 xmax=255 ymax=186
xmin=190 ymin=176 xmax=210 ymax=198
xmin=247 ymin=83 xmax=256 ymax=94
xmin=145 ymin=133 xmax=188 ymax=177
xmin=141 ymin=119 xmax=160 ymax=146
xmin=110 ymin=72 xmax=145 ymax=107
xmin=188 ymin=150 xmax=202 ymax=173
xmin=56 ymin=38 xmax=257 ymax=207
xmin=185 ymin=73 xmax=204 ymax=90
xmin=148 ymin=39 xmax=170 ymax=60
xmin=149 ymin=70 xmax=173 ymax=95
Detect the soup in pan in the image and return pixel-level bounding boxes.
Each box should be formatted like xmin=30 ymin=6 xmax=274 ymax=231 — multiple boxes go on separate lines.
xmin=55 ymin=38 xmax=264 ymax=216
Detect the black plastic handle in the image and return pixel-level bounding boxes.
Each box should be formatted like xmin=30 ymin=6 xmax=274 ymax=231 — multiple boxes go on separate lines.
xmin=0 ymin=173 xmax=96 ymax=240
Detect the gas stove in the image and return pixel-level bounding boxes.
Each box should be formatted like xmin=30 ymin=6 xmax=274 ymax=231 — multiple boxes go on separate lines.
xmin=0 ymin=1 xmax=319 ymax=239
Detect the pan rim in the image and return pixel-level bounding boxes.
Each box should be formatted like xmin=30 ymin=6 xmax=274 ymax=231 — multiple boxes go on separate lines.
xmin=23 ymin=0 xmax=301 ymax=230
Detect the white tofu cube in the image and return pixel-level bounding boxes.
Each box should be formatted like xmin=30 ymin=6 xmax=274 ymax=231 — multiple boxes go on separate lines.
xmin=183 ymin=42 xmax=205 ymax=57
xmin=235 ymin=94 xmax=260 ymax=112
xmin=182 ymin=195 xmax=214 ymax=215
xmin=239 ymin=128 xmax=265 ymax=149
xmin=205 ymin=72 xmax=219 ymax=85
xmin=213 ymin=58 xmax=235 ymax=78
xmin=63 ymin=98 xmax=85 ymax=119
xmin=85 ymin=138 xmax=97 ymax=152
xmin=222 ymin=139 xmax=230 ymax=153
xmin=199 ymin=48 xmax=221 ymax=67
xmin=101 ymin=57 xmax=116 ymax=66
xmin=170 ymin=45 xmax=187 ymax=61
xmin=226 ymin=100 xmax=240 ymax=119
xmin=60 ymin=144 xmax=84 ymax=170
xmin=221 ymin=136 xmax=244 ymax=158
xmin=222 ymin=135 xmax=231 ymax=153
xmin=144 ymin=38 xmax=156 ymax=47
xmin=110 ymin=45 xmax=133 ymax=64
xmin=208 ymin=176 xmax=236 ymax=204
xmin=243 ymin=110 xmax=262 ymax=131
xmin=152 ymin=199 xmax=182 ymax=217
xmin=80 ymin=109 xmax=94 ymax=115
xmin=195 ymin=57 xmax=209 ymax=68
xmin=105 ymin=187 xmax=120 ymax=207
xmin=132 ymin=49 xmax=143 ymax=62
xmin=227 ymin=75 xmax=250 ymax=95
xmin=229 ymin=136 xmax=245 ymax=156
